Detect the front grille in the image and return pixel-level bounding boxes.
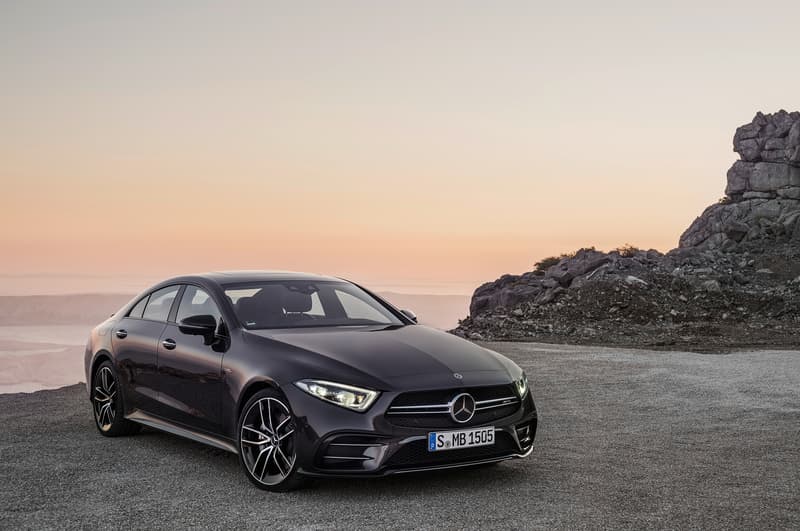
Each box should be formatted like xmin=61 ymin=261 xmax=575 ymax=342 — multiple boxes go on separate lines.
xmin=384 ymin=431 xmax=517 ymax=468
xmin=386 ymin=384 xmax=520 ymax=428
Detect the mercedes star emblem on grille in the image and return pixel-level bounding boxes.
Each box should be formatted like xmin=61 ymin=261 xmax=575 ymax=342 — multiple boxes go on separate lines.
xmin=449 ymin=393 xmax=476 ymax=423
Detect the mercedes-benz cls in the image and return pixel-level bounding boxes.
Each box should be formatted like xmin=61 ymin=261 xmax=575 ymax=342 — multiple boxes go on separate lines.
xmin=84 ymin=271 xmax=537 ymax=491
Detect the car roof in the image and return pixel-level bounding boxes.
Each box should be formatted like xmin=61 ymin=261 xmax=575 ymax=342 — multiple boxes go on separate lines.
xmin=162 ymin=270 xmax=345 ymax=287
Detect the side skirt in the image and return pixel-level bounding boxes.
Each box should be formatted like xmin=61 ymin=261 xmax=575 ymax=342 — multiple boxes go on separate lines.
xmin=127 ymin=410 xmax=238 ymax=454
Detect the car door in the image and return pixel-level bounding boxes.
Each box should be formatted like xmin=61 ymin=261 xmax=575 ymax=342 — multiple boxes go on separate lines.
xmin=155 ymin=284 xmax=226 ymax=434
xmin=111 ymin=285 xmax=181 ymax=414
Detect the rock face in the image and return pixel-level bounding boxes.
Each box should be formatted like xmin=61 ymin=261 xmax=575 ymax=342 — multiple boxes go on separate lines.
xmin=680 ymin=111 xmax=800 ymax=250
xmin=455 ymin=111 xmax=800 ymax=349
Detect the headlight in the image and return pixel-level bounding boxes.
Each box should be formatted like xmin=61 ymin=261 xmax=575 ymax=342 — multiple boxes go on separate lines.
xmin=515 ymin=373 xmax=529 ymax=397
xmin=294 ymin=379 xmax=379 ymax=412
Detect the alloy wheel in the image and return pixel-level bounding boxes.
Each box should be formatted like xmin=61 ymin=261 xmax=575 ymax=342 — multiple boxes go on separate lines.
xmin=93 ymin=366 xmax=116 ymax=430
xmin=239 ymin=397 xmax=297 ymax=486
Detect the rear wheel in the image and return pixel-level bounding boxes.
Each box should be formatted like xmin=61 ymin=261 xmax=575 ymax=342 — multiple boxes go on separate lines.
xmin=238 ymin=389 xmax=307 ymax=491
xmin=92 ymin=361 xmax=140 ymax=437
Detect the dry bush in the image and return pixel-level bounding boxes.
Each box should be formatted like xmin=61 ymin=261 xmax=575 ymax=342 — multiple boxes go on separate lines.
xmin=613 ymin=244 xmax=641 ymax=258
xmin=534 ymin=256 xmax=561 ymax=273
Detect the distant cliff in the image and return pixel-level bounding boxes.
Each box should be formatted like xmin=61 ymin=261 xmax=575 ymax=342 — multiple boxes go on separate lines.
xmin=454 ymin=111 xmax=800 ymax=350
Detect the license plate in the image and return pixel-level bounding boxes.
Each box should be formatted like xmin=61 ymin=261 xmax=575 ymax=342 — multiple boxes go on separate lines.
xmin=428 ymin=426 xmax=495 ymax=452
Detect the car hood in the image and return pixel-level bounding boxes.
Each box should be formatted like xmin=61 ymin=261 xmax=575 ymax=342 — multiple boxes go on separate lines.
xmin=244 ymin=325 xmax=518 ymax=390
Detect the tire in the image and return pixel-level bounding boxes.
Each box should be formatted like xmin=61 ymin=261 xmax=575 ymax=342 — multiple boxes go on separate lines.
xmin=237 ymin=389 xmax=307 ymax=492
xmin=91 ymin=360 xmax=141 ymax=437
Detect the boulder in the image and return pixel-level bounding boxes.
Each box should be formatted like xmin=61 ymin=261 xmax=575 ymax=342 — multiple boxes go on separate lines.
xmin=725 ymin=161 xmax=752 ymax=196
xmin=749 ymin=163 xmax=800 ymax=191
xmin=548 ymin=250 xmax=611 ymax=287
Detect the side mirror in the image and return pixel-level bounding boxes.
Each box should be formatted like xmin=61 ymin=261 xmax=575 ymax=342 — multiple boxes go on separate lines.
xmin=179 ymin=314 xmax=217 ymax=345
xmin=400 ymin=309 xmax=418 ymax=323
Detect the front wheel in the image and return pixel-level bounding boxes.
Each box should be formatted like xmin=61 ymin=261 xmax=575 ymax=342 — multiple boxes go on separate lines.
xmin=237 ymin=389 xmax=307 ymax=491
xmin=92 ymin=360 xmax=140 ymax=437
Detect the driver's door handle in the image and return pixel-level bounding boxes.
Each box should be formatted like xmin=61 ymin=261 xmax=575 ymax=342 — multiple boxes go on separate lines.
xmin=162 ymin=338 xmax=177 ymax=350
xmin=115 ymin=329 xmax=128 ymax=339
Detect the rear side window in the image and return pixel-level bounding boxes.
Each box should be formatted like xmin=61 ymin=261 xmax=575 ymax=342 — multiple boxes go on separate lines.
xmin=142 ymin=286 xmax=181 ymax=322
xmin=128 ymin=296 xmax=149 ymax=319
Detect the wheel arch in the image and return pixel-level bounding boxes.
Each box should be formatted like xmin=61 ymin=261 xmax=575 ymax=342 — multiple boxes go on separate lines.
xmin=89 ymin=351 xmax=113 ymax=388
xmin=236 ymin=378 xmax=283 ymax=420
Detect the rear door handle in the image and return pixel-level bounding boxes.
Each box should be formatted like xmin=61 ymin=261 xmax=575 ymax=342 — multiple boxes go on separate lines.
xmin=115 ymin=329 xmax=128 ymax=339
xmin=162 ymin=338 xmax=177 ymax=350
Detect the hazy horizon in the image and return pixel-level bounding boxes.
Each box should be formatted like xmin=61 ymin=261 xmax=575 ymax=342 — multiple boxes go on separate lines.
xmin=3 ymin=1 xmax=800 ymax=295
xmin=0 ymin=273 xmax=478 ymax=297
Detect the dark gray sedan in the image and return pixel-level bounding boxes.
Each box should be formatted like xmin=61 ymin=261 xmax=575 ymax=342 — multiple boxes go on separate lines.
xmin=85 ymin=271 xmax=537 ymax=491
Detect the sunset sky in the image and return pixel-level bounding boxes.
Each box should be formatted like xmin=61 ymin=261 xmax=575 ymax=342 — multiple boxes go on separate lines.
xmin=3 ymin=1 xmax=800 ymax=295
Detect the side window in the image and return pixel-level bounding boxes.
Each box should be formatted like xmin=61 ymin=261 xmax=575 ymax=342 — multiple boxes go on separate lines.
xmin=307 ymin=291 xmax=324 ymax=316
xmin=176 ymin=285 xmax=222 ymax=326
xmin=142 ymin=285 xmax=181 ymax=322
xmin=128 ymin=296 xmax=149 ymax=319
xmin=334 ymin=289 xmax=388 ymax=322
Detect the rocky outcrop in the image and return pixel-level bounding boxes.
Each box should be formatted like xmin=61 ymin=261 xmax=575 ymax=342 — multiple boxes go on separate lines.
xmin=455 ymin=111 xmax=800 ymax=349
xmin=470 ymin=248 xmax=618 ymax=316
xmin=680 ymin=110 xmax=800 ymax=250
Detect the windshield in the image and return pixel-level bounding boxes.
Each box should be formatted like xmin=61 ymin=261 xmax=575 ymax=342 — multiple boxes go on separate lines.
xmin=225 ymin=280 xmax=404 ymax=330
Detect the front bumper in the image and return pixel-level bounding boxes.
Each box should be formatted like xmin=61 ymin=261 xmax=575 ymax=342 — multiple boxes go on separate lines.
xmin=283 ymin=384 xmax=538 ymax=478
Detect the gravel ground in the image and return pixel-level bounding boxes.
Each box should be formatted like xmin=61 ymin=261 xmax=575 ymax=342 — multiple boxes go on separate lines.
xmin=1 ymin=343 xmax=798 ymax=530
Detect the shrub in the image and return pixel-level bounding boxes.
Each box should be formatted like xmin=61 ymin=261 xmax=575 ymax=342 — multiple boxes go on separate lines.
xmin=534 ymin=256 xmax=561 ymax=273
xmin=613 ymin=244 xmax=641 ymax=258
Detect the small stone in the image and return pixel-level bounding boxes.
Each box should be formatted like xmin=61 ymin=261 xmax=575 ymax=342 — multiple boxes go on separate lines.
xmin=732 ymin=272 xmax=750 ymax=284
xmin=701 ymin=279 xmax=722 ymax=293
